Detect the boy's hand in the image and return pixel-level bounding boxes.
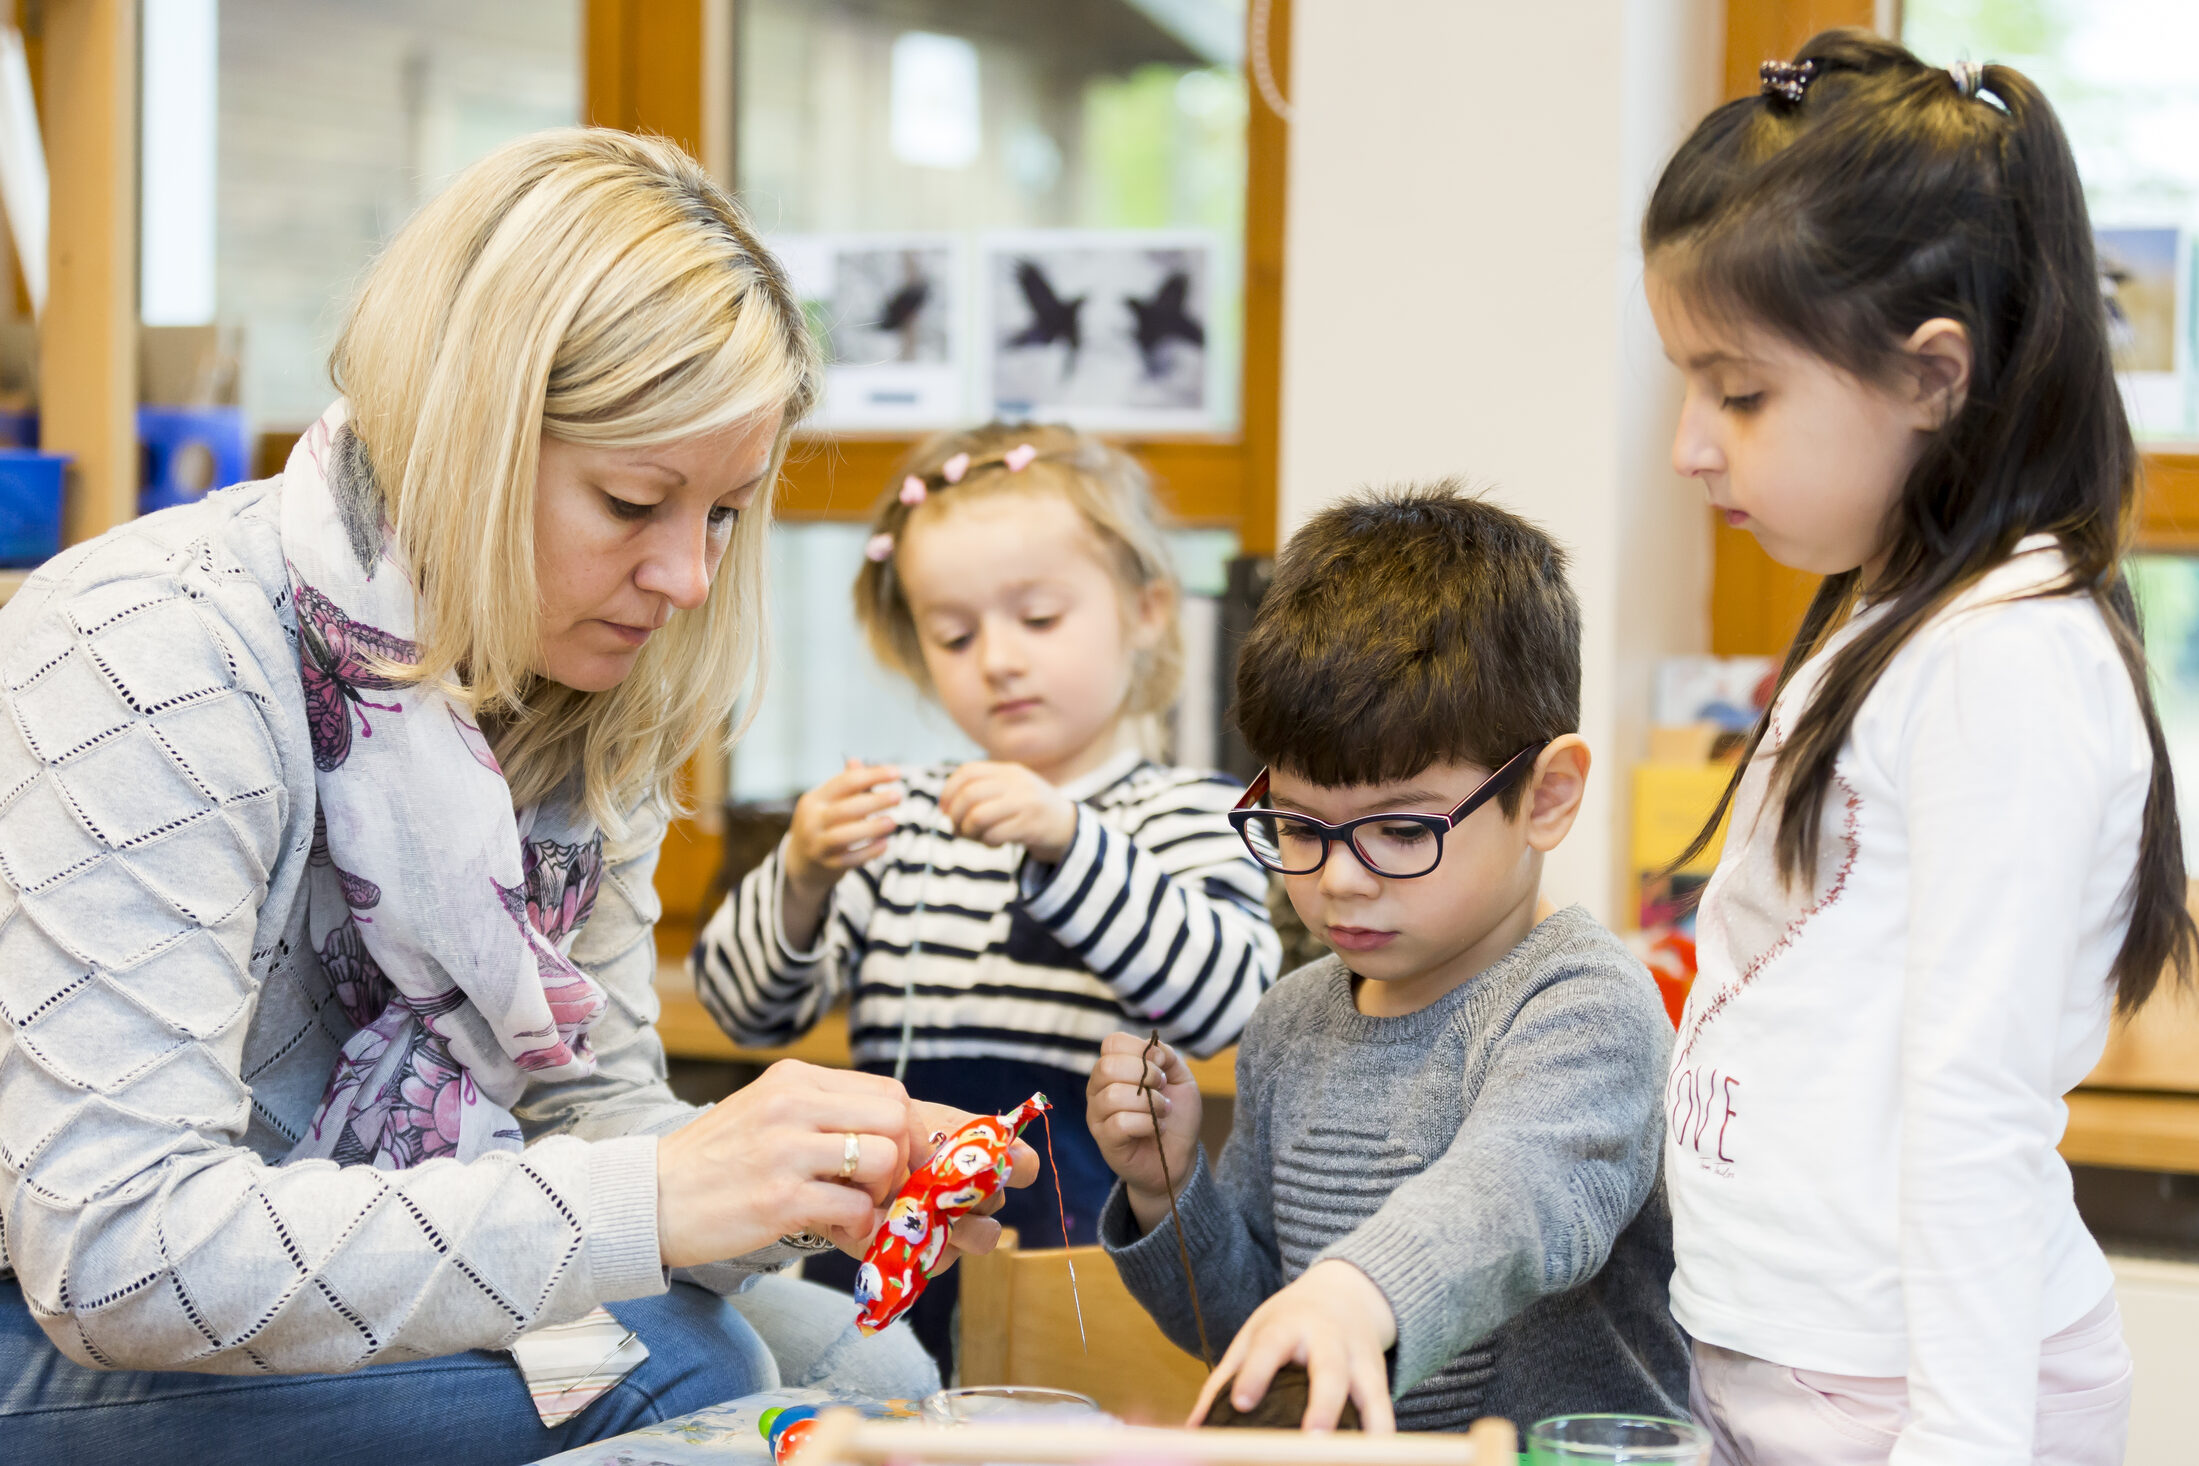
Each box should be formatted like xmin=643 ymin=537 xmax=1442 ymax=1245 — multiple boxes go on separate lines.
xmin=785 ymin=759 xmax=903 ymax=905
xmin=938 ymin=761 xmax=1078 ymax=864
xmin=1191 ymin=1260 xmax=1399 ymax=1433
xmin=1086 ymin=1032 xmax=1201 ymax=1236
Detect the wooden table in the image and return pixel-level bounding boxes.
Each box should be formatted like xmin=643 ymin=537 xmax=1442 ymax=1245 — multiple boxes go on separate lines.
xmin=2061 ymin=1089 xmax=2199 ymax=1174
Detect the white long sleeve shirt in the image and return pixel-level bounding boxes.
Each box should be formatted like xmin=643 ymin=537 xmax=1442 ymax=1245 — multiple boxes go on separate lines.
xmin=1668 ymin=539 xmax=2145 ymax=1466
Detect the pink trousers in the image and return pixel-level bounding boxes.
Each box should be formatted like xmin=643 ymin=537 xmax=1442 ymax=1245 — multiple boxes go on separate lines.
xmin=1687 ymin=1292 xmax=2131 ymax=1466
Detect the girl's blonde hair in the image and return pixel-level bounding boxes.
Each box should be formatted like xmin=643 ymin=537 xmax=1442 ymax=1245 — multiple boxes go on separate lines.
xmin=331 ymin=128 xmax=819 ymax=841
xmin=853 ymin=423 xmax=1183 ymax=720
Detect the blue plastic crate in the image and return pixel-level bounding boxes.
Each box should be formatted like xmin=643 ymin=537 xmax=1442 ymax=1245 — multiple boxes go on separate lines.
xmin=138 ymin=404 xmax=248 ymax=514
xmin=0 ymin=449 xmax=67 ymax=567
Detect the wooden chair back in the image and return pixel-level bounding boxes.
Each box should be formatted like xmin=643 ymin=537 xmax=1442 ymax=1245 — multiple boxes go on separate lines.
xmin=956 ymin=1227 xmax=1212 ymax=1424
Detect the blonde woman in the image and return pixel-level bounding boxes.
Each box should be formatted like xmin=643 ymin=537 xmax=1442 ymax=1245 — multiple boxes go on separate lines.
xmin=0 ymin=131 xmax=1020 ymax=1463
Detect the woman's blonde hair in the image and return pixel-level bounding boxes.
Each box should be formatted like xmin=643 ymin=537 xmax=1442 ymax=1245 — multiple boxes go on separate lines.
xmin=853 ymin=423 xmax=1183 ymax=720
xmin=331 ymin=128 xmax=818 ymax=841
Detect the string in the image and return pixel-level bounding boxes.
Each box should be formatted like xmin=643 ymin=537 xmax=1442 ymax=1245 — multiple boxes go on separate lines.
xmin=893 ymin=772 xmax=944 ymax=1083
xmin=1039 ymin=1105 xmax=1087 ymax=1353
xmin=1143 ymin=1028 xmax=1212 ymax=1367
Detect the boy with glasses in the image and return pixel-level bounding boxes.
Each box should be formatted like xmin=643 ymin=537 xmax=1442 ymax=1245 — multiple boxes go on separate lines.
xmin=1087 ymin=484 xmax=1687 ymax=1433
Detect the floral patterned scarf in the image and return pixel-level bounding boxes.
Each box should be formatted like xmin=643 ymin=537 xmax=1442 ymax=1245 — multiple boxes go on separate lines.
xmin=282 ymin=402 xmax=610 ymax=1170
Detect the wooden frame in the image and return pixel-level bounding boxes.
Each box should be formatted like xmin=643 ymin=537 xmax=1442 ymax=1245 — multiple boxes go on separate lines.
xmin=585 ymin=0 xmax=1292 ymax=961
xmin=798 ymin=1412 xmax=1518 ymax=1466
xmin=36 ymin=0 xmax=138 ymax=547
xmin=1711 ymin=1 xmax=2199 ymax=654
xmin=585 ymin=0 xmax=1289 ymax=553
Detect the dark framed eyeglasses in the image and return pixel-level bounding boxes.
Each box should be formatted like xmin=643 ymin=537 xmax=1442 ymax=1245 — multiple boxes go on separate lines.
xmin=1226 ymin=742 xmax=1550 ymax=879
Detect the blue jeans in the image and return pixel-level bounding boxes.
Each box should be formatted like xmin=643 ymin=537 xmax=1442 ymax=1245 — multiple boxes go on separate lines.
xmin=0 ymin=1278 xmax=772 ymax=1466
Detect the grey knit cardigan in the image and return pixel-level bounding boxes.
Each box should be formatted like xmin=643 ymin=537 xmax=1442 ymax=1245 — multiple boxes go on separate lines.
xmin=0 ymin=480 xmax=792 ymax=1375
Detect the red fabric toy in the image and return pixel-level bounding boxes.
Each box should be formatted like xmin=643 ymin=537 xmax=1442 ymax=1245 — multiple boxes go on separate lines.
xmin=853 ymin=1092 xmax=1051 ymax=1335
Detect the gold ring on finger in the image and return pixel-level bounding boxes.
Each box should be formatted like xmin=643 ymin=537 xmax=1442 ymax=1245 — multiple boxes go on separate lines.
xmin=838 ymin=1131 xmax=861 ymax=1180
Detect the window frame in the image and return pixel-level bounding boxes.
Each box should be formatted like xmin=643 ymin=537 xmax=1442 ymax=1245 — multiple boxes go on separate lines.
xmin=585 ymin=0 xmax=1289 ymax=554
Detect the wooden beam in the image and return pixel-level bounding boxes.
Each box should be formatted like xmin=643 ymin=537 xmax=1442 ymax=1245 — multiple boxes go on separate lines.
xmin=776 ymin=434 xmax=1248 ymax=529
xmin=1723 ymin=0 xmax=1877 ymax=98
xmin=1703 ymin=0 xmax=1878 ymax=653
xmin=1239 ymin=0 xmax=1289 ymax=555
xmin=40 ymin=0 xmax=136 ymax=544
xmin=2062 ymin=1089 xmax=2199 ymax=1176
xmin=584 ymin=0 xmax=708 ymax=157
xmin=586 ymin=1 xmax=732 ymax=929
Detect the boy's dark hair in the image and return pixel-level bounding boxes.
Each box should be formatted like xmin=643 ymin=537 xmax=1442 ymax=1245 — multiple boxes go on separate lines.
xmin=1646 ymin=27 xmax=2192 ymax=1014
xmin=1233 ymin=483 xmax=1578 ymax=815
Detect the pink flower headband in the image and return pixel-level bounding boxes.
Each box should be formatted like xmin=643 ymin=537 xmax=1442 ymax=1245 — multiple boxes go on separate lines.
xmin=865 ymin=442 xmax=1042 ymax=563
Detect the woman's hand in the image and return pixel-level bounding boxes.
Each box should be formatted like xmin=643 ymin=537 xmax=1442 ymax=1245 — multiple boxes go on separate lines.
xmin=655 ymin=1060 xmax=911 ymax=1269
xmin=938 ymin=761 xmax=1078 ymax=864
xmin=781 ymin=759 xmax=902 ymax=946
xmin=1190 ymin=1260 xmax=1399 ymax=1433
xmin=653 ymin=1067 xmax=1044 ymax=1271
xmin=1086 ymin=1032 xmax=1201 ymax=1237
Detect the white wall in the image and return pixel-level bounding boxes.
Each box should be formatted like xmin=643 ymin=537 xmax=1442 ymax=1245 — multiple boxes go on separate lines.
xmin=2113 ymin=1253 xmax=2199 ymax=1466
xmin=1276 ymin=0 xmax=1721 ymax=919
xmin=217 ymin=0 xmax=580 ymax=427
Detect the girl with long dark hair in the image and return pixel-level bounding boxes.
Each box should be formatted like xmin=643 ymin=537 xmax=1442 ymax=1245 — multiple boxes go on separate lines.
xmin=1645 ymin=29 xmax=2192 ymax=1464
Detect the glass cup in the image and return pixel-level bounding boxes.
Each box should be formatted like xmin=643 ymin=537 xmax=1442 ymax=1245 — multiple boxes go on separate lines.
xmin=1528 ymin=1414 xmax=1712 ymax=1464
xmin=920 ymin=1385 xmax=1109 ymax=1426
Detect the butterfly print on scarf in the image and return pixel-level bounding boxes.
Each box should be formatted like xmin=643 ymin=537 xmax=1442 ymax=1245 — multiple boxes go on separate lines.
xmin=493 ymin=851 xmax=607 ymax=1070
xmin=292 ymin=576 xmax=418 ymax=772
xmin=319 ymin=989 xmax=475 ymax=1167
xmin=320 ymin=917 xmax=394 ymax=1030
xmin=448 ymin=707 xmax=502 ymax=775
xmin=522 ymin=836 xmax=605 ymax=945
xmin=309 ymin=810 xmax=384 ymax=914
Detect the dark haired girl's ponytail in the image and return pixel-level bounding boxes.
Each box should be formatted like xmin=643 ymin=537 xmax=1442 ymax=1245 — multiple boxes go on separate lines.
xmin=1648 ymin=28 xmax=2195 ymax=1013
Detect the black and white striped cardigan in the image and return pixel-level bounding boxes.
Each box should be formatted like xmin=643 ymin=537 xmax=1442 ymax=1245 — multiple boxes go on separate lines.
xmin=691 ymin=752 xmax=1281 ymax=1072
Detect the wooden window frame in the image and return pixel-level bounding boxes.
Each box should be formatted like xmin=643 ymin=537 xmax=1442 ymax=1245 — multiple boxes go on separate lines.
xmin=1711 ymin=0 xmax=2199 ymax=656
xmin=584 ymin=0 xmax=1292 ymax=958
xmin=584 ymin=0 xmax=1288 ymax=554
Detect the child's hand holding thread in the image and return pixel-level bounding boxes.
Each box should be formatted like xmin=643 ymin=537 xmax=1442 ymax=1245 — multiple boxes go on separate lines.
xmin=937 ymin=760 xmax=1079 ymax=863
xmin=782 ymin=758 xmax=903 ymax=946
xmin=1086 ymin=1031 xmax=1201 ymax=1236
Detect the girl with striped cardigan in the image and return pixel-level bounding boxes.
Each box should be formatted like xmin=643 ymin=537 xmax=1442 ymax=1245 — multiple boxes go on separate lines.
xmin=692 ymin=424 xmax=1280 ymax=1364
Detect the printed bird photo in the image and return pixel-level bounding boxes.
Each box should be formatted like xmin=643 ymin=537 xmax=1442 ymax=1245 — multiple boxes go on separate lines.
xmin=828 ymin=246 xmax=955 ymax=368
xmin=985 ymin=235 xmax=1215 ymax=429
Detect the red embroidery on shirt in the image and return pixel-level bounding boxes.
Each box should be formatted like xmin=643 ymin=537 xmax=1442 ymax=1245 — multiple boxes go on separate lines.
xmin=1672 ymin=774 xmax=1862 ymax=1069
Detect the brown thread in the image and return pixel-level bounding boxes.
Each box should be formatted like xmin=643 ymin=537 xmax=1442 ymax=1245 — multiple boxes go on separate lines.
xmin=1037 ymin=1104 xmax=1087 ymax=1352
xmin=1144 ymin=1028 xmax=1212 ymax=1366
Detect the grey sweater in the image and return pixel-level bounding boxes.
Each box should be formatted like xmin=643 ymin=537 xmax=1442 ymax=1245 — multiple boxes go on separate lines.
xmin=1101 ymin=906 xmax=1688 ymax=1431
xmin=0 ymin=481 xmax=793 ymax=1375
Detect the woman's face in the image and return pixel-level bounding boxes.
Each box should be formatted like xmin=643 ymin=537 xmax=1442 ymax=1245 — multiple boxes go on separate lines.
xmin=532 ymin=412 xmax=781 ymax=692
